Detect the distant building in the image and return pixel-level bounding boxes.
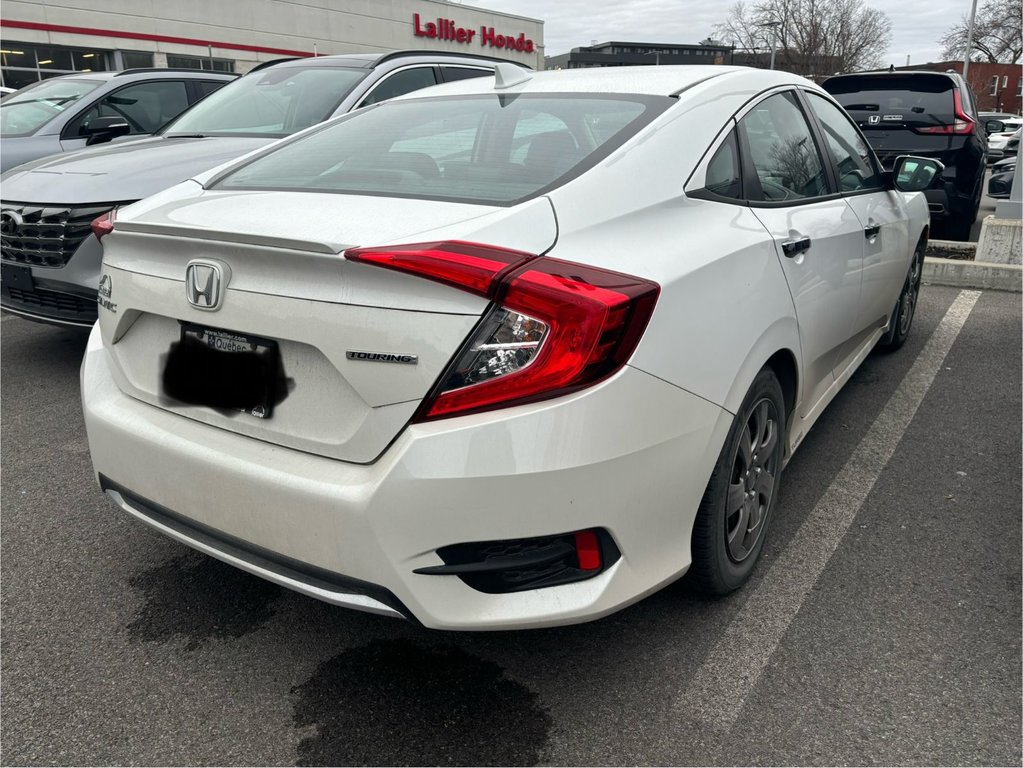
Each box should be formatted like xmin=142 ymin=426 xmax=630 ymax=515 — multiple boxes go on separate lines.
xmin=893 ymin=61 xmax=1022 ymax=114
xmin=0 ymin=0 xmax=544 ymax=88
xmin=546 ymin=40 xmax=732 ymax=69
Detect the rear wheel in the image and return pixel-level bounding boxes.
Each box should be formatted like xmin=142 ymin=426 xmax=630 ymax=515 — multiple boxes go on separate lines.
xmin=878 ymin=242 xmax=923 ymax=352
xmin=690 ymin=367 xmax=785 ymax=596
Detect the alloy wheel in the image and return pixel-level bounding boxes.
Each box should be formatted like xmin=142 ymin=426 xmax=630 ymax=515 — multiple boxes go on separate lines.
xmin=898 ymin=251 xmax=922 ymax=337
xmin=725 ymin=398 xmax=780 ymax=563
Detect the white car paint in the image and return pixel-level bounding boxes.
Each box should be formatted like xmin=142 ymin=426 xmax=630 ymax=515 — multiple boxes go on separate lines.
xmin=82 ymin=66 xmax=930 ymax=629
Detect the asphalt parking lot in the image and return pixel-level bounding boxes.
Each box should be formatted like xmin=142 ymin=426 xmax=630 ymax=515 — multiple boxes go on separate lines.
xmin=1 ymin=284 xmax=1020 ymax=766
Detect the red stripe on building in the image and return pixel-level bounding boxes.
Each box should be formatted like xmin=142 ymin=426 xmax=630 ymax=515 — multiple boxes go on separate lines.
xmin=0 ymin=19 xmax=314 ymax=58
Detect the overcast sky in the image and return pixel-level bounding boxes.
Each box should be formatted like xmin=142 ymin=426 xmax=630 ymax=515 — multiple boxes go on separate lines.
xmin=463 ymin=0 xmax=971 ymax=66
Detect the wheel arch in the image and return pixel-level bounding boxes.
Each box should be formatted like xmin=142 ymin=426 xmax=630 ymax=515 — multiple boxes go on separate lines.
xmin=721 ymin=315 xmax=802 ymax=420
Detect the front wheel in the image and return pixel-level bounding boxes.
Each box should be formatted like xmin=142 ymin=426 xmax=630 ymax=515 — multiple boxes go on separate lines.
xmin=690 ymin=367 xmax=786 ymax=596
xmin=878 ymin=243 xmax=923 ymax=353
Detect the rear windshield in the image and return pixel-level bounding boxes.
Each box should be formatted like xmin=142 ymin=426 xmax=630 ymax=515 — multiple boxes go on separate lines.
xmin=213 ymin=93 xmax=672 ymax=205
xmin=823 ymin=74 xmax=955 ymax=126
xmin=0 ymin=78 xmax=103 ymax=136
xmin=162 ymin=65 xmax=368 ymax=138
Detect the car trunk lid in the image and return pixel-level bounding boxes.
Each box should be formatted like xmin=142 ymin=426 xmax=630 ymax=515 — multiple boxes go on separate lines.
xmin=99 ymin=190 xmax=558 ymax=463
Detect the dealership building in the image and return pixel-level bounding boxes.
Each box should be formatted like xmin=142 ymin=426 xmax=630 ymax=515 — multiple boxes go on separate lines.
xmin=0 ymin=0 xmax=544 ymax=88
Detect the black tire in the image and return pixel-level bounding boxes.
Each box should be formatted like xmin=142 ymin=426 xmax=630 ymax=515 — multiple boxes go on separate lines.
xmin=690 ymin=367 xmax=786 ymax=596
xmin=877 ymin=241 xmax=924 ymax=353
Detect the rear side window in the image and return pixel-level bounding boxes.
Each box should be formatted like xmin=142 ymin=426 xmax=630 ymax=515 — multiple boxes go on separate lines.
xmin=360 ymin=67 xmax=438 ymax=107
xmin=702 ymin=130 xmax=743 ymax=200
xmin=66 ymin=80 xmax=190 ymax=136
xmin=215 ymin=94 xmax=671 ymax=206
xmin=823 ymin=74 xmax=955 ymax=129
xmin=441 ymin=67 xmax=492 ymax=83
xmin=804 ymin=92 xmax=882 ymax=192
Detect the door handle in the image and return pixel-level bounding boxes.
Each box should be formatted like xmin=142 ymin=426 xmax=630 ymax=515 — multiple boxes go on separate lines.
xmin=864 ymin=224 xmax=881 ymax=239
xmin=781 ymin=236 xmax=812 ymax=257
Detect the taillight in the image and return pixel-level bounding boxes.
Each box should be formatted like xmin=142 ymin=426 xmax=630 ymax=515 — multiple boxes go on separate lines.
xmin=90 ymin=209 xmax=116 ymax=242
xmin=916 ymin=90 xmax=975 ymax=135
xmin=345 ymin=241 xmax=660 ymax=420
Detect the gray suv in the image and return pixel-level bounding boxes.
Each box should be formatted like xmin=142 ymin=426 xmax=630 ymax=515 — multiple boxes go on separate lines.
xmin=0 ymin=69 xmax=236 ymax=172
xmin=0 ymin=51 xmax=521 ymax=327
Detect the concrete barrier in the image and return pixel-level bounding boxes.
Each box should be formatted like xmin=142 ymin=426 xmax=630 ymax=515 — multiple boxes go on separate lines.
xmin=922 ymin=256 xmax=1022 ymax=292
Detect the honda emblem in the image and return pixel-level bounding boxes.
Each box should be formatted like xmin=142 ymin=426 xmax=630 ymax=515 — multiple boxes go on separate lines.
xmin=185 ymin=260 xmax=229 ymax=310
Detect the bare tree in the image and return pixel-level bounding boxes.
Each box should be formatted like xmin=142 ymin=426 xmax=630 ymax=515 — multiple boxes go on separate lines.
xmin=940 ymin=0 xmax=1023 ymax=64
xmin=716 ymin=0 xmax=893 ymax=77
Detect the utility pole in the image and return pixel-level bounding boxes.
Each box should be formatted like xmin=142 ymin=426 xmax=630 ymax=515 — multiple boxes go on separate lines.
xmin=962 ymin=0 xmax=979 ymax=83
xmin=757 ymin=20 xmax=782 ymax=70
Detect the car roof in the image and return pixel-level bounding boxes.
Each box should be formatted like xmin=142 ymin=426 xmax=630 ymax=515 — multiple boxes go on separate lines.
xmin=823 ymin=70 xmax=963 ymax=87
xmin=266 ymin=50 xmax=524 ymax=72
xmin=389 ymin=65 xmax=811 ymax=100
xmin=42 ymin=69 xmax=236 ymax=84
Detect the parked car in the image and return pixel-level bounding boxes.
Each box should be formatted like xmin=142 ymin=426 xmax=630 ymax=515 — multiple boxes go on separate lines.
xmin=985 ymin=120 xmax=1023 ymax=162
xmin=988 ymin=155 xmax=1017 ymax=199
xmin=979 ymin=111 xmax=1021 ymax=123
xmin=0 ymin=52 xmax=525 ymax=327
xmin=822 ymin=70 xmax=985 ymax=240
xmin=0 ymin=68 xmax=236 ymax=172
xmin=0 ymin=86 xmax=15 ymax=100
xmin=82 ymin=64 xmax=935 ymax=630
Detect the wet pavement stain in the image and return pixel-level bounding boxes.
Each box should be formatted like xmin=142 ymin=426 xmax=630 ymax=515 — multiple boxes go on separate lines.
xmin=292 ymin=638 xmax=551 ymax=766
xmin=126 ymin=552 xmax=281 ymax=649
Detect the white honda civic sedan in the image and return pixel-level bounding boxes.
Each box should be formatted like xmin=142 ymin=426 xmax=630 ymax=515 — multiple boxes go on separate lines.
xmin=82 ymin=65 xmax=936 ymax=630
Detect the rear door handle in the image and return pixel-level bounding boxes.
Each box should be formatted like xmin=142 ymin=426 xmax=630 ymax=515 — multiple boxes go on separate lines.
xmin=781 ymin=236 xmax=812 ymax=257
xmin=864 ymin=224 xmax=881 ymax=239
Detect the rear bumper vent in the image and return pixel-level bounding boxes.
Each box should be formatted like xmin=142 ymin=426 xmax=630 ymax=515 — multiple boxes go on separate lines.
xmin=414 ymin=529 xmax=621 ymax=594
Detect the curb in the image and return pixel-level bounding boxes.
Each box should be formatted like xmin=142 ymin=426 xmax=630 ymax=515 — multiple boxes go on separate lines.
xmin=926 ymin=239 xmax=977 ymax=260
xmin=923 ymin=256 xmax=1022 ymax=292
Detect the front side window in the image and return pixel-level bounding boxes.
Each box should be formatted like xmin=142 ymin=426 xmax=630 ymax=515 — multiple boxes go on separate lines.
xmin=740 ymin=91 xmax=830 ymax=202
xmin=162 ymin=65 xmax=367 ymax=138
xmin=215 ymin=93 xmax=670 ymax=206
xmin=0 ymin=77 xmax=102 ymax=136
xmin=65 ymin=80 xmax=190 ymax=136
xmin=804 ymin=92 xmax=882 ymax=193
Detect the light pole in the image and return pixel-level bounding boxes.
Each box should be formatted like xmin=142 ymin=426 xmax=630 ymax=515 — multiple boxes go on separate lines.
xmin=756 ymin=20 xmax=782 ymax=70
xmin=962 ymin=0 xmax=979 ymax=84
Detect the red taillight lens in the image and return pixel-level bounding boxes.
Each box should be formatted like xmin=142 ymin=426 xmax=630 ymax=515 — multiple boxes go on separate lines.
xmin=344 ymin=241 xmax=536 ymax=297
xmin=917 ymin=90 xmax=975 ymax=135
xmin=90 ymin=209 xmax=116 ymax=242
xmin=344 ymin=241 xmax=659 ymax=420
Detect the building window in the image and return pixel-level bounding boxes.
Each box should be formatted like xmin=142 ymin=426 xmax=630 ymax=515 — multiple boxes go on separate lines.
xmin=167 ymin=54 xmax=234 ymax=73
xmin=119 ymin=51 xmax=155 ymax=69
xmin=1003 ymin=75 xmax=1009 ymax=87
xmin=990 ymin=76 xmax=999 ymax=95
xmin=1017 ymin=78 xmax=1022 ymax=97
xmin=1 ymin=42 xmax=109 ymax=89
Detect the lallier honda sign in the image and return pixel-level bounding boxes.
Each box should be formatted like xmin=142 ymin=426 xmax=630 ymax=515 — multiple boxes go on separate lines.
xmin=413 ymin=13 xmax=536 ymax=53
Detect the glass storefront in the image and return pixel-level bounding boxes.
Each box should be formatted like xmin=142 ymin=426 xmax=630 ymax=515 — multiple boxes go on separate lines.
xmin=0 ymin=43 xmax=158 ymax=90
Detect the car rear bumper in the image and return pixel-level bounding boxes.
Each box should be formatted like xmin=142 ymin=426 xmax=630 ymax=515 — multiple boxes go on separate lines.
xmin=82 ymin=324 xmax=732 ymax=630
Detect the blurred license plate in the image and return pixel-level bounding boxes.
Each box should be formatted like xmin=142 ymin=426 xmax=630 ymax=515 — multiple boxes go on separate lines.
xmin=163 ymin=323 xmax=279 ymax=418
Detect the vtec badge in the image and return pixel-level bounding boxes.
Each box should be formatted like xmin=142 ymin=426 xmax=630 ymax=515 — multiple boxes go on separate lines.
xmin=346 ymin=350 xmax=418 ymax=365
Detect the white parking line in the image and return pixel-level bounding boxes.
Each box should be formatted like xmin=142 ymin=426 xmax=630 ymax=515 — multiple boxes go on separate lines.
xmin=678 ymin=289 xmax=982 ymax=727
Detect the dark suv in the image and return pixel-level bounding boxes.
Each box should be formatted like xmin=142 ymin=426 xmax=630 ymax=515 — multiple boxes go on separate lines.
xmin=823 ymin=71 xmax=986 ymax=240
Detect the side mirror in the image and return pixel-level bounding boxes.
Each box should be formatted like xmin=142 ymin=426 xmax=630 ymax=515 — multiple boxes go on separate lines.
xmin=81 ymin=116 xmax=131 ymax=146
xmin=886 ymin=155 xmax=944 ymax=192
xmin=985 ymin=119 xmax=1005 ymax=134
